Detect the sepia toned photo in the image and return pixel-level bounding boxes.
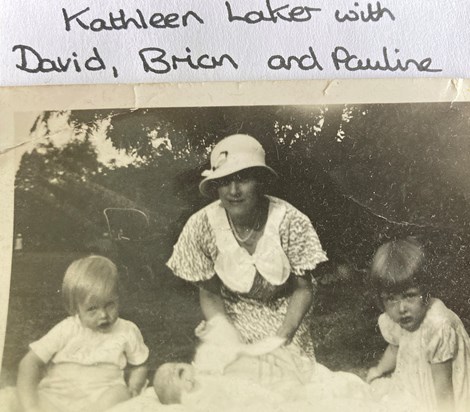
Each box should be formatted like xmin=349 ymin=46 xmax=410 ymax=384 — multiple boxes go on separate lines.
xmin=0 ymin=80 xmax=470 ymax=411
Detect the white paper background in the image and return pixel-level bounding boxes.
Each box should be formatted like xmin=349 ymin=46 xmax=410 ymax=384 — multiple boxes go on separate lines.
xmin=1 ymin=0 xmax=469 ymax=86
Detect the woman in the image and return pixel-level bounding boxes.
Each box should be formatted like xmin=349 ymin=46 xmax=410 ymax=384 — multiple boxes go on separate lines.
xmin=167 ymin=134 xmax=327 ymax=359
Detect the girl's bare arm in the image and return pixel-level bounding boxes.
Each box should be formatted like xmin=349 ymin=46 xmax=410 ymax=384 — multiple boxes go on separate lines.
xmin=366 ymin=343 xmax=398 ymax=383
xmin=431 ymin=360 xmax=454 ymax=412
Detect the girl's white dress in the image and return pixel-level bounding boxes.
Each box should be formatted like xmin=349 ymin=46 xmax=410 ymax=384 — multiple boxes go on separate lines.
xmin=1 ymin=315 xmax=149 ymax=412
xmin=373 ymin=298 xmax=470 ymax=412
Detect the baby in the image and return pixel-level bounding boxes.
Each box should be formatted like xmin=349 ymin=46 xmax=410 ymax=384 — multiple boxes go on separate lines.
xmin=15 ymin=255 xmax=149 ymax=412
xmin=152 ymin=316 xmax=385 ymax=412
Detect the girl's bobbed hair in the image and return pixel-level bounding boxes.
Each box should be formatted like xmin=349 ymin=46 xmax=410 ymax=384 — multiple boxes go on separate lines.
xmin=62 ymin=255 xmax=119 ymax=315
xmin=370 ymin=237 xmax=428 ymax=294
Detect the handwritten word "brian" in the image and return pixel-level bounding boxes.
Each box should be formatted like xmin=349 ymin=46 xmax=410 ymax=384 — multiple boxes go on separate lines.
xmin=335 ymin=2 xmax=395 ymax=23
xmin=225 ymin=0 xmax=321 ymax=23
xmin=62 ymin=7 xmax=204 ymax=31
xmin=12 ymin=45 xmax=109 ymax=74
xmin=139 ymin=47 xmax=238 ymax=74
xmin=331 ymin=46 xmax=442 ymax=72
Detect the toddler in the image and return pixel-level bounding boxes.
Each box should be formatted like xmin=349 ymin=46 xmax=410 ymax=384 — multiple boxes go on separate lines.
xmin=367 ymin=238 xmax=470 ymax=412
xmin=16 ymin=255 xmax=149 ymax=412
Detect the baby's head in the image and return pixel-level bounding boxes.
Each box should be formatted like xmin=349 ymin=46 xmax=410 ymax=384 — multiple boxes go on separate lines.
xmin=371 ymin=237 xmax=430 ymax=332
xmin=153 ymin=363 xmax=197 ymax=404
xmin=62 ymin=255 xmax=120 ymax=333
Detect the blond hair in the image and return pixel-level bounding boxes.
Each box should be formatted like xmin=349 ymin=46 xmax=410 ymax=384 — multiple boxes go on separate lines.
xmin=370 ymin=237 xmax=428 ymax=294
xmin=62 ymin=255 xmax=119 ymax=315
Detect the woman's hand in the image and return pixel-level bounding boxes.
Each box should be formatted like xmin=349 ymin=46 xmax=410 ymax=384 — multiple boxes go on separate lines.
xmin=240 ymin=336 xmax=286 ymax=356
xmin=195 ymin=314 xmax=242 ymax=345
xmin=276 ymin=276 xmax=313 ymax=343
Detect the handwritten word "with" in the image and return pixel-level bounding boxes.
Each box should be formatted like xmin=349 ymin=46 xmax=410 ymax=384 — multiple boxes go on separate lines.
xmin=335 ymin=2 xmax=395 ymax=23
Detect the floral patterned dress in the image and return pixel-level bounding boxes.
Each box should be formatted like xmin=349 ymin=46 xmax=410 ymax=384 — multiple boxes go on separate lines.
xmin=167 ymin=196 xmax=328 ymax=359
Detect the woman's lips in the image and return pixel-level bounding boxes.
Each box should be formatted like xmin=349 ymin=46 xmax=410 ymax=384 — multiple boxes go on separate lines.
xmin=399 ymin=316 xmax=413 ymax=327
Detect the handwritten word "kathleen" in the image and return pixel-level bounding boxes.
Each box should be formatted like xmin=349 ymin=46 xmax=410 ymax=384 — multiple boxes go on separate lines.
xmin=335 ymin=2 xmax=395 ymax=23
xmin=12 ymin=45 xmax=108 ymax=74
xmin=139 ymin=47 xmax=238 ymax=74
xmin=331 ymin=46 xmax=442 ymax=72
xmin=225 ymin=0 xmax=321 ymax=24
xmin=62 ymin=7 xmax=204 ymax=32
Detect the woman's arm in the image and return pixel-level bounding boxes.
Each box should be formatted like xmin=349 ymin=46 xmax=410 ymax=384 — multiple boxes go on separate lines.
xmin=198 ymin=275 xmax=227 ymax=320
xmin=431 ymin=360 xmax=454 ymax=412
xmin=199 ymin=287 xmax=227 ymax=320
xmin=276 ymin=275 xmax=313 ymax=343
xmin=127 ymin=363 xmax=149 ymax=397
xmin=17 ymin=350 xmax=46 ymax=412
xmin=366 ymin=343 xmax=398 ymax=383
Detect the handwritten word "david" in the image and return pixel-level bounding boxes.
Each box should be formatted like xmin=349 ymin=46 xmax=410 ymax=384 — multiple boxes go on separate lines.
xmin=12 ymin=45 xmax=111 ymax=74
xmin=335 ymin=2 xmax=395 ymax=23
xmin=62 ymin=7 xmax=204 ymax=31
xmin=331 ymin=46 xmax=442 ymax=72
xmin=225 ymin=0 xmax=321 ymax=23
xmin=139 ymin=47 xmax=238 ymax=74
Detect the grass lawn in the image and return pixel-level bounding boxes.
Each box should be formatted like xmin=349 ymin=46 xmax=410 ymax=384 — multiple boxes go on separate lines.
xmin=1 ymin=252 xmax=384 ymax=387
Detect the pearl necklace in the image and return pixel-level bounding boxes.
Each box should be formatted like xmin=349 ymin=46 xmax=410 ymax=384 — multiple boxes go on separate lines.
xmin=227 ymin=212 xmax=260 ymax=243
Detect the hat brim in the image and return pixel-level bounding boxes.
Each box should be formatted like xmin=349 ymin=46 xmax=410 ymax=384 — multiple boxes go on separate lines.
xmin=199 ymin=165 xmax=278 ymax=197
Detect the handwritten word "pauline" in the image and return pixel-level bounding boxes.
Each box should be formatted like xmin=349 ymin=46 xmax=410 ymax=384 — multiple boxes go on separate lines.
xmin=335 ymin=2 xmax=395 ymax=23
xmin=225 ymin=0 xmax=321 ymax=23
xmin=331 ymin=46 xmax=442 ymax=72
xmin=62 ymin=7 xmax=204 ymax=31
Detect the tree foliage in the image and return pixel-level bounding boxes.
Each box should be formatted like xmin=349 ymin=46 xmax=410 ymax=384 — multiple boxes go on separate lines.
xmin=15 ymin=102 xmax=470 ymax=317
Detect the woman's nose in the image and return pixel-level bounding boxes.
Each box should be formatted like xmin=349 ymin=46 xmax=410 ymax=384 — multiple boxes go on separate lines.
xmin=228 ymin=181 xmax=240 ymax=196
xmin=398 ymin=299 xmax=408 ymax=313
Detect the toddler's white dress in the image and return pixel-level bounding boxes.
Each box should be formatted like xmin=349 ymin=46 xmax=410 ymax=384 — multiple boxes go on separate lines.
xmin=372 ymin=298 xmax=470 ymax=412
xmin=1 ymin=315 xmax=149 ymax=412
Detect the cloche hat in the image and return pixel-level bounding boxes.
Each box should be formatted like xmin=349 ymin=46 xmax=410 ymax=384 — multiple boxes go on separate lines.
xmin=199 ymin=134 xmax=277 ymax=197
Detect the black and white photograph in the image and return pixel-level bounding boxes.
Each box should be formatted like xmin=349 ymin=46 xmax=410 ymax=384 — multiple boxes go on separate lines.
xmin=1 ymin=80 xmax=470 ymax=411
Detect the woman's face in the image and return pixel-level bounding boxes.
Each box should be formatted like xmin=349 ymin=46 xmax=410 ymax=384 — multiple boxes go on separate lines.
xmin=216 ymin=171 xmax=261 ymax=220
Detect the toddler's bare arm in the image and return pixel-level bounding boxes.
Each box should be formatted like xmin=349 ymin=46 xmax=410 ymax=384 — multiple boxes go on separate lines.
xmin=128 ymin=363 xmax=149 ymax=396
xmin=17 ymin=350 xmax=46 ymax=412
